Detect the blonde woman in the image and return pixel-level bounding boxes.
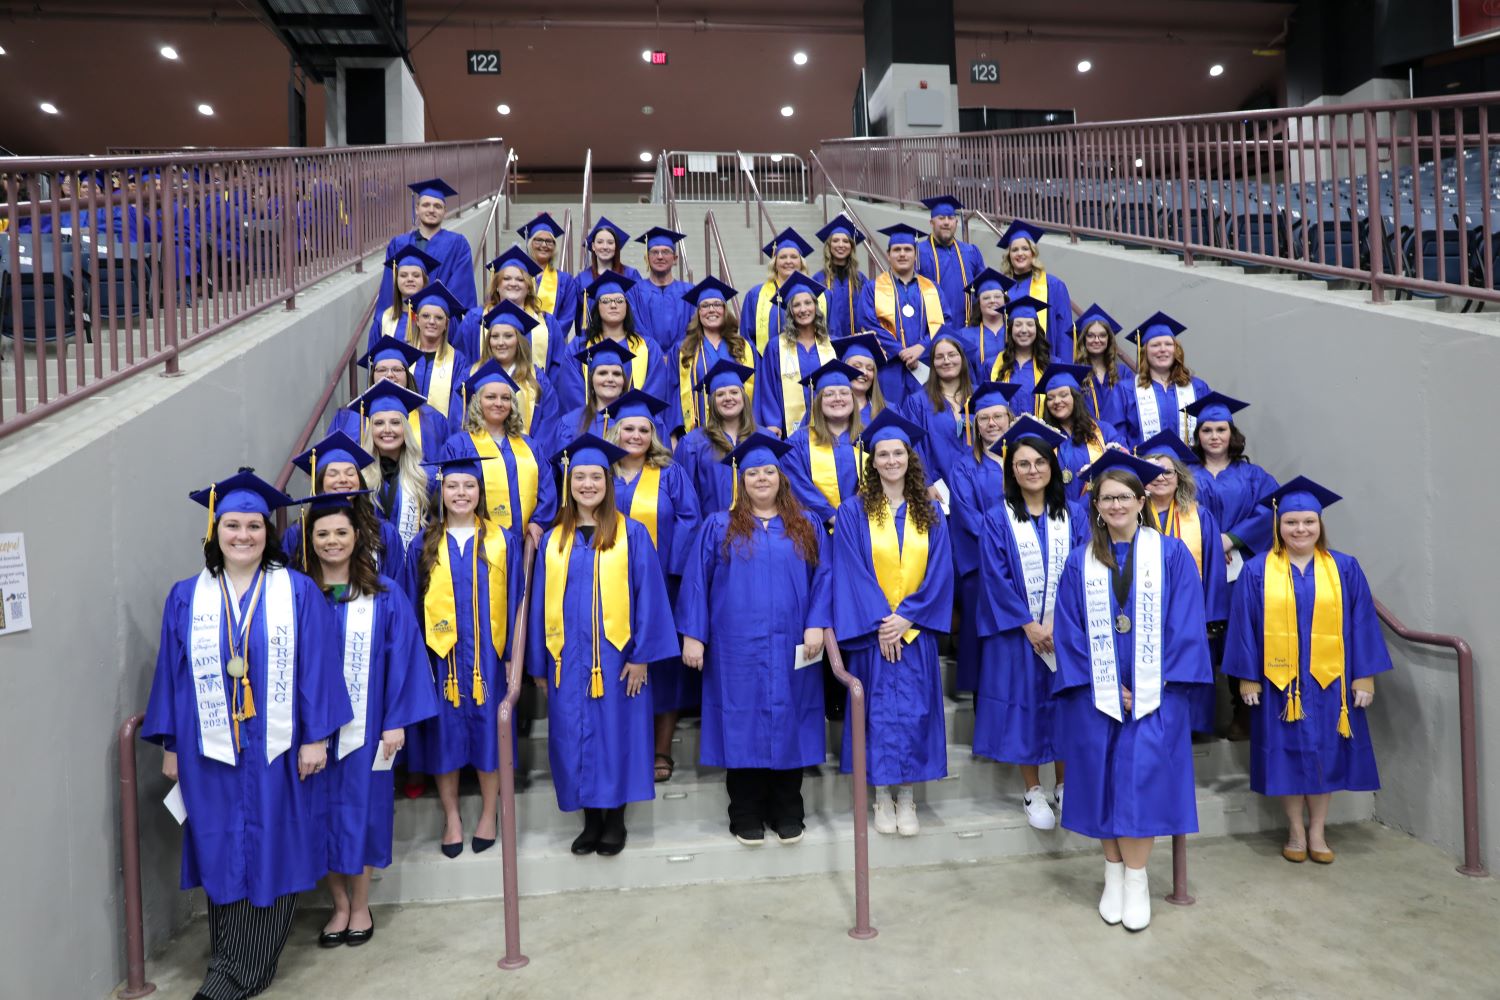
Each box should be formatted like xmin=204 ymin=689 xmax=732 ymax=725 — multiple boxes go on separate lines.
xmin=742 ymin=227 xmax=815 ymax=354
xmin=470 ymin=300 xmax=557 ymax=446
xmin=753 ymin=272 xmax=836 ymax=438
xmin=455 ymin=246 xmax=562 ymax=378
xmin=403 ymin=281 xmax=472 ymax=428
xmin=833 ymin=334 xmax=887 ymax=426
xmin=368 ymin=245 xmax=438 ymax=352
xmin=674 ymin=277 xmax=759 ymax=437
xmin=997 ymin=219 xmax=1075 ymax=361
xmin=813 ymin=214 xmax=867 ymax=340
xmin=673 ymin=359 xmax=757 ymax=514
xmin=451 ymin=360 xmax=557 ymax=547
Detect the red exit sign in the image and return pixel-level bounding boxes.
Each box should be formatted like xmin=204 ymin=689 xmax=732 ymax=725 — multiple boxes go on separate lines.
xmin=672 ymin=166 xmax=686 ymax=178
xmin=650 ymin=50 xmax=668 ymax=65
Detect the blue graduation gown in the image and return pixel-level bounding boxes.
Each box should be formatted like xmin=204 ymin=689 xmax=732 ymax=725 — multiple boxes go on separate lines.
xmin=325 ymin=582 xmax=439 ymax=873
xmin=831 ymin=499 xmax=954 ymax=785
xmin=1055 ymin=424 xmax=1124 ymax=503
xmin=917 ymin=236 xmax=986 ymax=326
xmin=572 ymin=265 xmax=644 ymax=330
xmin=628 ymin=277 xmax=696 ymax=351
xmin=741 ymin=279 xmax=789 ymax=356
xmin=672 ymin=429 xmax=737 ymax=514
xmin=402 ymin=529 xmax=521 ymax=774
xmin=1154 ymin=499 xmax=1230 ymax=732
xmin=1082 ymin=364 xmax=1134 ymax=430
xmin=677 ymin=511 xmax=834 ymax=768
xmin=377 ymin=229 xmax=477 ymax=316
xmin=411 ymin=348 xmax=473 ymax=429
xmin=1121 ymin=376 xmax=1213 ymax=447
xmin=900 ymin=394 xmax=968 ymax=488
xmin=441 ymin=430 xmax=559 ymax=544
xmin=1222 ymin=551 xmax=1392 ymax=796
xmin=328 ymin=402 xmax=449 ymax=459
xmin=1050 ymin=535 xmax=1212 ymax=839
xmin=782 ymin=426 xmax=860 ymax=530
xmin=956 ymin=323 xmax=1006 ymax=384
xmin=947 ymin=453 xmax=1004 ymax=692
xmin=553 ymin=333 xmax=669 ymax=417
xmin=669 ymin=337 xmax=761 ymax=436
xmin=1010 ymin=271 xmax=1075 ymax=360
xmin=991 ymin=358 xmax=1046 ymax=419
xmin=1200 ymin=460 xmax=1278 ymax=557
xmin=282 ymin=517 xmax=408 ymax=593
xmin=526 ymin=519 xmax=679 ymax=810
xmin=617 ymin=462 xmax=703 ymax=712
xmin=542 ymin=267 xmax=581 ymax=337
xmin=813 ymin=269 xmax=865 ymax=340
xmin=854 ymin=275 xmax=940 ymax=407
xmin=754 ymin=339 xmax=832 ymax=437
xmin=141 ymin=570 xmax=352 ymax=906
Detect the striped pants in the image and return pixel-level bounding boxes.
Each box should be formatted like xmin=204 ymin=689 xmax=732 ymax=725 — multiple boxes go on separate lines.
xmin=196 ymin=893 xmax=299 ymax=1000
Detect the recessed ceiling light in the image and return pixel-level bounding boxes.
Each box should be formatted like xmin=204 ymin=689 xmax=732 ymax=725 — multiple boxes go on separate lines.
xmin=793 ymin=51 xmax=808 ymax=66
xmin=496 ymin=103 xmax=511 ymax=115
xmin=1077 ymin=59 xmax=1092 ymax=73
xmin=639 ymin=151 xmax=653 ymax=163
xmin=197 ymin=103 xmax=214 ymax=116
xmin=39 ymin=101 xmax=59 ymax=115
xmin=641 ymin=49 xmax=652 ymax=62
xmin=641 ymin=105 xmax=654 ymax=115
xmin=780 ymin=105 xmax=794 ymax=117
xmin=1209 ymin=63 xmax=1225 ymax=77
xmin=1134 ymin=158 xmax=1144 ymax=168
xmin=770 ymin=153 xmax=784 ymax=163
xmin=0 ymin=44 xmax=8 ymax=56
xmin=160 ymin=45 xmax=179 ymax=60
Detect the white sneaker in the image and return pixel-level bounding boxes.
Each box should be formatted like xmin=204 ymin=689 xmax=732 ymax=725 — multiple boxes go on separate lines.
xmin=1053 ymin=783 xmax=1064 ymax=814
xmin=1098 ymin=860 xmax=1124 ymax=925
xmin=895 ymin=785 xmax=919 ymax=836
xmin=873 ymin=787 xmax=897 ymax=835
xmin=1023 ymin=785 xmax=1057 ymax=830
xmin=1122 ymin=866 xmax=1151 ymax=931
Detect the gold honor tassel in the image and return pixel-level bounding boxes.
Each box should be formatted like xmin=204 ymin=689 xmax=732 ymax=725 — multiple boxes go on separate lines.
xmin=471 ymin=544 xmax=485 ymax=706
xmin=239 ymin=675 xmax=256 ymax=720
xmin=730 ymin=457 xmax=739 ymax=509
xmin=1337 ymin=673 xmax=1352 ymax=738
xmin=203 ymin=484 xmax=217 ymax=545
xmin=445 ymin=654 xmax=461 ymax=707
xmin=589 ymin=550 xmax=605 ymax=699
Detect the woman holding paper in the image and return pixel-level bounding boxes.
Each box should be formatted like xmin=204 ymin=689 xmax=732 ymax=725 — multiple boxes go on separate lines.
xmin=1051 ymin=452 xmax=1212 ymax=931
xmin=142 ymin=471 xmax=351 ymax=999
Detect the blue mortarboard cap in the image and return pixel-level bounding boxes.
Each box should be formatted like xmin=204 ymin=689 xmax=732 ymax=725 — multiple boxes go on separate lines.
xmin=833 ymin=334 xmax=887 ymax=365
xmin=815 ymin=214 xmax=866 ymax=244
xmin=970 ymin=380 xmax=1025 ymax=412
xmin=483 ymin=300 xmax=540 ymax=334
xmin=859 ymin=408 xmax=926 ymax=449
xmin=408 ymin=177 xmax=458 ymax=202
xmin=295 ymin=489 xmax=373 ymax=513
xmin=352 ymin=379 xmax=426 ymax=417
xmin=1182 ymin=391 xmax=1249 ymax=425
xmin=460 ymin=359 xmax=521 ymax=401
xmin=292 ymin=430 xmax=376 ymax=477
xmin=775 ymin=271 xmax=827 ymax=306
xmin=358 ymin=334 xmax=423 ymax=372
xmin=1006 ymin=294 xmax=1047 ymax=322
xmin=578 ymin=337 xmax=636 ymax=371
xmin=605 ymin=388 xmax=670 ymax=423
xmin=682 ymin=276 xmax=738 ymax=307
xmin=190 ymin=470 xmax=293 ymax=519
xmin=1136 ymin=431 xmax=1200 ymax=467
xmin=878 ymin=223 xmax=924 ymax=248
xmin=1125 ymin=311 xmax=1187 ymax=345
xmin=799 ymin=358 xmax=861 ymax=393
xmin=1260 ymin=476 xmax=1342 ymax=515
xmin=1075 ymin=303 xmax=1122 ymax=335
xmin=996 ymin=414 xmax=1066 ymax=457
xmin=385 ymin=245 xmax=440 ymax=274
xmin=409 ymin=280 xmax=467 ymax=320
xmin=584 ymin=270 xmax=638 ymax=299
xmin=517 ymin=212 xmax=564 ymax=239
xmin=423 ymin=437 xmax=488 ymax=479
xmin=587 ymin=216 xmax=631 ymax=248
xmin=635 ymin=226 xmax=687 ymax=250
xmin=997 ymin=219 xmax=1047 ymax=248
xmin=761 ymin=227 xmax=815 ymax=259
xmin=486 ymin=245 xmax=543 ymax=278
xmin=695 ymin=358 xmax=756 ymax=393
xmin=1079 ymin=449 xmax=1166 ymax=487
xmin=965 ymin=267 xmax=1014 ymax=296
xmin=721 ymin=431 xmax=793 ymax=471
xmin=920 ymin=195 xmax=964 ymax=217
xmin=553 ymin=433 xmax=629 ymax=472
xmin=1035 ymin=362 xmax=1091 ymax=395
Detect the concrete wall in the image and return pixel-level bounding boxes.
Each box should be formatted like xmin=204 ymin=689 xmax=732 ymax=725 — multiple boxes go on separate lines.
xmin=846 ymin=196 xmax=1500 ymax=868
xmin=0 ymin=206 xmax=491 ymax=997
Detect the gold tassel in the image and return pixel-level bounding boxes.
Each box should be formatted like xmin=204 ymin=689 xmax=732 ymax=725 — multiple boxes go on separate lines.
xmin=239 ymin=675 xmax=256 ymax=720
xmin=1281 ymin=682 xmax=1304 ymax=723
xmin=203 ymin=483 xmax=217 ymax=545
xmin=730 ymin=457 xmax=739 ymax=509
xmin=589 ymin=664 xmax=604 ymax=699
xmin=1337 ymin=673 xmax=1352 ymax=738
xmin=473 ymin=663 xmax=486 ymax=705
xmin=445 ymin=657 xmax=461 ymax=707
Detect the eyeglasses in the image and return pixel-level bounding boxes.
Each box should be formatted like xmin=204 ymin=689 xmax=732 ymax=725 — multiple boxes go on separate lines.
xmin=1013 ymin=460 xmax=1049 ymax=472
xmin=596 ymin=296 xmax=627 ymax=306
xmin=1096 ymin=494 xmax=1139 ymax=507
xmin=530 ymin=238 xmax=556 ymax=246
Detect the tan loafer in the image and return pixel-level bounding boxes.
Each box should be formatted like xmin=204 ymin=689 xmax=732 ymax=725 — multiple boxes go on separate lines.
xmin=1282 ymin=844 xmax=1308 ymax=863
xmin=1309 ymin=848 xmax=1335 ymax=864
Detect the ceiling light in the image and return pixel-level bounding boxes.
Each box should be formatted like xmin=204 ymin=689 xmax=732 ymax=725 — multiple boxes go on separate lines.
xmin=0 ymin=44 xmax=7 ymax=56
xmin=780 ymin=105 xmax=794 ymax=118
xmin=197 ymin=103 xmax=214 ymax=116
xmin=639 ymin=151 xmax=653 ymax=163
xmin=641 ymin=105 xmax=654 ymax=115
xmin=770 ymin=154 xmax=784 ymax=163
xmin=1077 ymin=59 xmax=1092 ymax=73
xmin=1134 ymin=158 xmax=1144 ymax=168
xmin=496 ymin=103 xmax=511 ymax=115
xmin=1209 ymin=63 xmax=1225 ymax=77
xmin=39 ymin=101 xmax=59 ymax=115
xmin=160 ymin=45 xmax=179 ymax=60
xmin=641 ymin=49 xmax=652 ymax=62
xmin=793 ymin=51 xmax=808 ymax=66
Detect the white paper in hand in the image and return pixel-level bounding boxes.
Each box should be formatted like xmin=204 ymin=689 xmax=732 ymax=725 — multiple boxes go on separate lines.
xmin=932 ymin=478 xmax=951 ymax=516
xmin=1039 ymin=614 xmax=1058 ymax=672
xmin=793 ymin=644 xmax=820 ymax=670
xmin=164 ymin=783 xmax=188 ymax=825
xmin=1226 ymin=548 xmax=1244 ymax=583
xmin=911 ymin=361 xmax=932 ymax=385
xmin=372 ymin=746 xmax=397 ymax=771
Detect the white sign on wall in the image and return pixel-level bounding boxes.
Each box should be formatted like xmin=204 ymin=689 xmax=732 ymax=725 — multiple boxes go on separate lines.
xmin=0 ymin=533 xmax=33 ymax=635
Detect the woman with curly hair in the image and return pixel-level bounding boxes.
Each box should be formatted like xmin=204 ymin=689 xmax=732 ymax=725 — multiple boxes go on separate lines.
xmin=678 ymin=432 xmax=833 ymax=844
xmin=672 ymin=277 xmax=759 ymax=437
xmin=831 ymin=410 xmax=954 ymax=837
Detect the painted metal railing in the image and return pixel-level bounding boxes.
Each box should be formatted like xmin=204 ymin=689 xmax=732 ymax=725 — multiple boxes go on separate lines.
xmin=657 ymin=150 xmax=690 ymax=282
xmin=736 ymin=151 xmax=779 ymax=253
xmin=578 ymin=148 xmax=594 ymax=269
xmin=819 ymin=91 xmax=1500 ymax=304
xmin=0 ymin=140 xmax=507 ymax=439
xmin=655 ymin=150 xmax=810 ymax=205
xmin=808 ymin=149 xmax=889 ymax=276
xmin=115 ymin=712 xmax=156 ymax=999
xmin=702 ymin=209 xmax=738 ymax=320
xmin=497 ymin=538 xmax=539 ymax=969
xmin=823 ymin=629 xmax=876 ymax=939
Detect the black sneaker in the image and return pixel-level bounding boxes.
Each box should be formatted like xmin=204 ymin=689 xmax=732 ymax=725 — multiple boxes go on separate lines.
xmin=732 ymin=825 xmax=765 ymax=846
xmin=774 ymin=823 xmax=804 ymax=845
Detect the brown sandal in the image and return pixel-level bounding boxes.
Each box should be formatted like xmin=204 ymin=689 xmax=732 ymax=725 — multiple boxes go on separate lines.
xmin=653 ymin=753 xmax=675 ymax=783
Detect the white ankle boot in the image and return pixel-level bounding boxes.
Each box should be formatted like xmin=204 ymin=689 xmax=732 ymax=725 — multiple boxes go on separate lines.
xmin=895 ymin=784 xmax=919 ymax=836
xmin=1122 ymin=866 xmax=1151 ymax=931
xmin=1098 ymin=860 xmax=1125 ymax=925
xmin=873 ymin=786 xmax=897 ymax=835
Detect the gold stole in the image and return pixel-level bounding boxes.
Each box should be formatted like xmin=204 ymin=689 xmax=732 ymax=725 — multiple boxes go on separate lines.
xmin=423 ymin=526 xmax=509 ymax=707
xmin=623 ymin=464 xmax=662 ymax=547
xmin=755 ymin=279 xmax=828 ymax=354
xmin=380 ymin=309 xmax=401 ymax=339
xmin=1158 ymin=500 xmax=1204 ymax=575
xmin=869 ymin=500 xmax=928 ymax=643
xmin=536 ymin=266 xmax=559 ymax=314
xmin=993 ymin=356 xmax=1043 ymax=416
xmin=677 ymin=339 xmax=755 ymax=434
xmin=923 ymin=237 xmax=971 ymax=301
xmin=425 ymin=346 xmax=457 ymax=412
xmin=470 ymin=431 xmax=539 ymax=529
xmin=874 ymin=273 xmax=944 ymax=348
xmin=526 ymin=307 xmax=551 ymax=370
xmin=1084 ymin=431 xmax=1105 ymax=465
xmin=1263 ymin=548 xmax=1349 ymax=734
xmin=809 ymin=435 xmax=842 ymax=510
xmin=544 ymin=514 xmax=632 ymax=699
xmin=408 ymin=410 xmax=424 ymax=450
xmin=514 ymin=379 xmax=538 ymax=435
xmin=1027 ymin=270 xmax=1050 ymax=336
xmin=779 ymin=337 xmax=836 ymax=433
xmin=579 ymin=334 xmax=649 ymax=391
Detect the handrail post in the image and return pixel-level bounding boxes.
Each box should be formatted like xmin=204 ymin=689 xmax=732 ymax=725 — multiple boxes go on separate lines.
xmin=824 ymin=629 xmax=877 ymax=940
xmin=497 ymin=539 xmax=538 ymax=971
xmin=281 ymin=157 xmax=298 ymax=309
xmin=1165 ymin=834 xmax=1195 ymax=905
xmin=1362 ymin=110 xmax=1386 ymax=304
xmin=1066 ymin=130 xmax=1080 ymax=244
xmin=117 ymin=712 xmax=157 ymax=999
xmin=351 ymin=152 xmax=365 ymax=273
xmin=1175 ymin=122 xmax=1194 ymax=266
xmin=160 ymin=168 xmax=182 ymax=376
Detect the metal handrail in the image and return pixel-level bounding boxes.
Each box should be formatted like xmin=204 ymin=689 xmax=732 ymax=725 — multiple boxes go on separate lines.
xmin=807 ymin=149 xmax=889 ymax=276
xmin=1374 ymin=599 xmax=1488 ymax=877
xmin=579 ymin=148 xmax=594 ymax=269
xmin=559 ymin=208 xmax=574 ymax=278
xmin=736 ymin=149 xmax=777 ymax=250
xmin=472 ymin=151 xmax=516 ymax=284
xmin=702 ymin=209 xmax=738 ymax=321
xmin=823 ymin=629 xmax=876 ymax=940
xmin=497 ymin=537 xmax=539 ymax=970
xmin=658 ymin=150 xmax=688 ymax=282
xmin=116 ymin=712 xmax=156 ymax=999
xmin=969 ymin=208 xmax=1087 ymax=323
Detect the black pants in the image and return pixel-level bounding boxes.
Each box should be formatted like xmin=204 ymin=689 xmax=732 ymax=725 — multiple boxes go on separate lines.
xmin=726 ymin=768 xmax=804 ymax=833
xmin=197 ymin=893 xmax=298 ymax=1000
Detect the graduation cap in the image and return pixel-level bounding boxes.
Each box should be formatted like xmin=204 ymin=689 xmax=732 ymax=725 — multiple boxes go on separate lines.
xmin=292 ymin=430 xmax=375 ymax=478
xmin=460 ymin=359 xmax=521 ymax=402
xmin=605 ymin=388 xmax=670 ymax=423
xmin=294 ymin=489 xmax=373 ymax=513
xmin=1259 ymin=476 xmax=1342 ymax=515
xmin=553 ymin=432 xmax=628 ymax=473
xmin=1135 ymin=430 xmax=1199 ymax=467
xmin=577 ymin=337 xmax=636 ymax=371
xmin=586 ymin=216 xmax=631 ymax=248
xmin=965 ymin=267 xmax=1014 ymax=297
xmin=721 ymin=431 xmax=793 ymax=472
xmin=996 ymin=219 xmax=1047 ymax=248
xmin=694 ymin=358 xmax=756 ymax=393
xmin=859 ymin=408 xmax=926 ymax=449
xmin=385 ymin=245 xmax=440 ymax=274
xmin=1125 ymin=311 xmax=1186 ymax=345
xmin=358 ymin=335 xmax=423 ymax=372
xmin=971 ymin=380 xmax=1026 ymax=413
xmin=682 ymin=276 xmax=737 ymax=307
xmin=424 ymin=437 xmax=490 ymax=479
xmin=799 ymin=358 xmax=862 ymax=394
xmin=1182 ymin=391 xmax=1249 ymax=425
xmin=1006 ymin=294 xmax=1047 ymax=323
xmin=1075 ymin=303 xmax=1122 ymax=335
xmin=517 ymin=212 xmax=564 ymax=239
xmin=833 ymin=334 xmax=887 ymax=366
xmin=408 ymin=178 xmax=458 ymax=202
xmin=409 ymin=281 xmax=467 ymax=320
xmin=877 ymin=223 xmax=924 ymax=248
xmin=482 ymin=300 xmax=540 ymax=334
xmin=997 ymin=414 xmax=1066 ymax=457
xmin=920 ymin=195 xmax=964 ymax=218
xmin=189 ymin=469 xmax=293 ymax=541
xmin=635 ymin=226 xmax=687 ymax=250
xmin=486 ymin=245 xmax=543 ymax=278
xmin=774 ymin=271 xmax=827 ymax=306
xmin=351 ymin=379 xmax=427 ymax=418
xmin=761 ymin=227 xmax=815 ymax=259
xmin=584 ymin=270 xmax=638 ymax=299
xmin=1078 ymin=449 xmax=1166 ymax=487
xmin=816 ymin=214 xmax=866 ymax=244
xmin=1035 ymin=362 xmax=1091 ymax=396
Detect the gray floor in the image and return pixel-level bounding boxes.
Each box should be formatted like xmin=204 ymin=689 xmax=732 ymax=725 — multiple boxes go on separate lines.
xmin=137 ymin=822 xmax=1498 ymax=1000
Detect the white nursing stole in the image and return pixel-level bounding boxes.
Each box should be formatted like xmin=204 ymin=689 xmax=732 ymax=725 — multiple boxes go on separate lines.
xmin=336 ymin=594 xmax=378 ymax=759
xmin=1010 ymin=506 xmax=1070 ymax=672
xmin=188 ymin=568 xmax=297 ymax=764
xmin=395 ymin=480 xmax=423 ymax=549
xmin=1134 ymin=381 xmax=1197 ymax=440
xmin=1082 ymin=529 xmax=1164 ymax=721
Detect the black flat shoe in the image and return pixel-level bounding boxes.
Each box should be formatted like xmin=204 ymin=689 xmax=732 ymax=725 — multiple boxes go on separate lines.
xmin=317 ymin=929 xmax=347 ymax=948
xmin=571 ymin=808 xmax=604 ymax=855
xmin=345 ymin=913 xmax=375 ymax=947
xmin=596 ymin=807 xmax=627 ymax=856
xmin=440 ymin=840 xmax=463 ymax=859
xmin=472 ymin=836 xmax=495 ymax=854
